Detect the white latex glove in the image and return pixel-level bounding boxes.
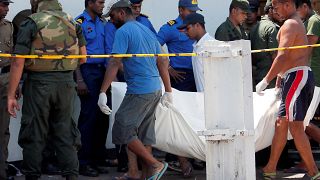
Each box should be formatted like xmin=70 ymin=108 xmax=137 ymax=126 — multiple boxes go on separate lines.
xmin=161 ymin=92 xmax=173 ymax=107
xmin=256 ymin=78 xmax=269 ymax=95
xmin=98 ymin=92 xmax=112 ymax=115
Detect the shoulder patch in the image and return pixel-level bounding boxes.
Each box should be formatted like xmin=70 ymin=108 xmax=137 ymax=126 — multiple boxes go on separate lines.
xmin=167 ymin=20 xmax=176 ymax=26
xmin=76 ymin=16 xmax=84 ymax=24
xmin=140 ymin=13 xmax=149 ymax=18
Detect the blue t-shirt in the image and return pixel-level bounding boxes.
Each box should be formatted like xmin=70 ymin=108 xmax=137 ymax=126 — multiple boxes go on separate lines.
xmin=157 ymin=16 xmax=194 ymax=69
xmin=105 ymin=21 xmax=117 ymax=66
xmin=112 ymin=21 xmax=161 ymax=94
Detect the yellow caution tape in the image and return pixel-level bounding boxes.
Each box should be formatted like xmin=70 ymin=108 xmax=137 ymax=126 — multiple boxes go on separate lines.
xmin=0 ymin=53 xmax=197 ymax=59
xmin=251 ymin=44 xmax=320 ymax=53
xmin=1 ymin=43 xmax=320 ymax=59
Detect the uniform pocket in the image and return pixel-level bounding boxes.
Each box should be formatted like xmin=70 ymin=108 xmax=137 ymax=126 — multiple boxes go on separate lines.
xmin=71 ymin=120 xmax=81 ymax=150
xmin=18 ymin=114 xmax=34 ymax=147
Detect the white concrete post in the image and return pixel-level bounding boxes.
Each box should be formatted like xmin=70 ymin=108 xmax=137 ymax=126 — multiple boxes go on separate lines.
xmin=199 ymin=40 xmax=256 ymax=180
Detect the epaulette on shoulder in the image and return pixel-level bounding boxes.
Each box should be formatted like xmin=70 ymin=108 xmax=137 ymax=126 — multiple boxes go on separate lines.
xmin=167 ymin=20 xmax=176 ymax=26
xmin=140 ymin=13 xmax=149 ymax=18
xmin=76 ymin=16 xmax=84 ymax=24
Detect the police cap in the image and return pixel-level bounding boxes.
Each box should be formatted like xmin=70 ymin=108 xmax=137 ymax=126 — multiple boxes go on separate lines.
xmin=130 ymin=0 xmax=142 ymax=4
xmin=178 ymin=0 xmax=202 ymax=11
xmin=177 ymin=13 xmax=205 ymax=30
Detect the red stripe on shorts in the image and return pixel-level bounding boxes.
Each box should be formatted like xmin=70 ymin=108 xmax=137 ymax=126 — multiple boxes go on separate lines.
xmin=285 ymin=70 xmax=303 ymax=121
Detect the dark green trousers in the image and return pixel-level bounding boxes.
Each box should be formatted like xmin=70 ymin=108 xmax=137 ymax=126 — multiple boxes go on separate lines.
xmin=19 ymin=71 xmax=80 ymax=177
xmin=0 ymin=73 xmax=10 ymax=179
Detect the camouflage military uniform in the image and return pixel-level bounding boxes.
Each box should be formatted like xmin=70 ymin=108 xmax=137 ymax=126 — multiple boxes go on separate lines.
xmin=250 ymin=15 xmax=279 ymax=87
xmin=215 ymin=17 xmax=248 ymax=41
xmin=304 ymin=12 xmax=320 ymax=86
xmin=0 ymin=17 xmax=13 ymax=180
xmin=13 ymin=0 xmax=85 ymax=178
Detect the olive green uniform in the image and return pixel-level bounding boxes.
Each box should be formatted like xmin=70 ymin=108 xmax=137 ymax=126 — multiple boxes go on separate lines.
xmin=0 ymin=18 xmax=13 ymax=180
xmin=215 ymin=17 xmax=248 ymax=41
xmin=305 ymin=12 xmax=320 ymax=86
xmin=250 ymin=15 xmax=279 ymax=87
xmin=14 ymin=0 xmax=86 ymax=177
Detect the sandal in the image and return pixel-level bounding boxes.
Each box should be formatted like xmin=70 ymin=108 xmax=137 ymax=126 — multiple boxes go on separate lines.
xmin=312 ymin=172 xmax=320 ymax=180
xmin=181 ymin=161 xmax=193 ymax=178
xmin=256 ymin=169 xmax=276 ymax=180
xmin=167 ymin=161 xmax=182 ymax=172
xmin=112 ymin=174 xmax=141 ymax=180
xmin=147 ymin=162 xmax=168 ymax=180
xmin=263 ymin=172 xmax=276 ymax=180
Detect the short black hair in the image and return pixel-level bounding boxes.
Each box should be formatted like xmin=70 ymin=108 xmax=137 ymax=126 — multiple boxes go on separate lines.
xmin=199 ymin=23 xmax=205 ymax=30
xmin=229 ymin=3 xmax=236 ymax=13
xmin=296 ymin=0 xmax=312 ymax=8
xmin=85 ymin=0 xmax=97 ymax=8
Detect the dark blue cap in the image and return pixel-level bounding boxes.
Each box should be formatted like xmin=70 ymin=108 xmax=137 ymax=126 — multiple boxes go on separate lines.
xmin=177 ymin=13 xmax=205 ymax=30
xmin=178 ymin=0 xmax=202 ymax=11
xmin=130 ymin=0 xmax=143 ymax=4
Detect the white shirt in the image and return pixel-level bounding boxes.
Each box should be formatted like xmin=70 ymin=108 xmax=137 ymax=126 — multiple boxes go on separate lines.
xmin=192 ymin=33 xmax=216 ymax=92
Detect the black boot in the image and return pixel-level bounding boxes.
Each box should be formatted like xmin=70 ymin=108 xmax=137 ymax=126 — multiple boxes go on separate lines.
xmin=65 ymin=175 xmax=78 ymax=180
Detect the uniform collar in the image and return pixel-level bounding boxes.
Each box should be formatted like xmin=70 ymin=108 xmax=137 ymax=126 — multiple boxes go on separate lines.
xmin=176 ymin=16 xmax=183 ymax=25
xmin=261 ymin=15 xmax=280 ymax=29
xmin=306 ymin=10 xmax=315 ymax=22
xmin=193 ymin=33 xmax=211 ymax=48
xmin=83 ymin=10 xmax=102 ymax=22
xmin=226 ymin=17 xmax=238 ymax=31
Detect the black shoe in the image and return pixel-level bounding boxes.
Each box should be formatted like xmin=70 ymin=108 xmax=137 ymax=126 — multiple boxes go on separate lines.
xmin=7 ymin=177 xmax=14 ymax=180
xmin=79 ymin=165 xmax=99 ymax=177
xmin=94 ymin=165 xmax=109 ymax=174
xmin=65 ymin=175 xmax=78 ymax=180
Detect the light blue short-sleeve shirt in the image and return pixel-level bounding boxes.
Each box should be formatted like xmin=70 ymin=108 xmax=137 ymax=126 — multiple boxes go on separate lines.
xmin=112 ymin=20 xmax=161 ymax=94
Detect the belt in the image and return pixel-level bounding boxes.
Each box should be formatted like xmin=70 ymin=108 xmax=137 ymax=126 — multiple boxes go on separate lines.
xmin=0 ymin=65 xmax=10 ymax=74
xmin=280 ymin=66 xmax=311 ymax=79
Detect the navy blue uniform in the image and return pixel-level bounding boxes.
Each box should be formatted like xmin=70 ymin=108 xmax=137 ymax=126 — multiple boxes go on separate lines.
xmin=136 ymin=14 xmax=156 ymax=34
xmin=157 ymin=16 xmax=196 ymax=91
xmin=76 ymin=10 xmax=109 ymax=166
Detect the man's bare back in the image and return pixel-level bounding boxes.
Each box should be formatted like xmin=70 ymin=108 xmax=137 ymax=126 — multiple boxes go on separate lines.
xmin=277 ymin=14 xmax=309 ymax=75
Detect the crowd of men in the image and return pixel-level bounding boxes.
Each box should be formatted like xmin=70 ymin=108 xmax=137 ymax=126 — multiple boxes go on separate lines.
xmin=2 ymin=0 xmax=320 ymax=179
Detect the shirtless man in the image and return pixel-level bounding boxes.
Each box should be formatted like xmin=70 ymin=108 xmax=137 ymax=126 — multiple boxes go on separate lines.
xmin=255 ymin=0 xmax=320 ymax=179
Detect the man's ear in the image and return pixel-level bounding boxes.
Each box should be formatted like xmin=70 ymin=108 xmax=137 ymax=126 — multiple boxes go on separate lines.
xmin=88 ymin=0 xmax=94 ymax=8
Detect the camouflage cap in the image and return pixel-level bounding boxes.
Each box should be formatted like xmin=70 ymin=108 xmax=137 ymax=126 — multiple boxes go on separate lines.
xmin=231 ymin=0 xmax=250 ymax=13
xmin=105 ymin=0 xmax=131 ymax=17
